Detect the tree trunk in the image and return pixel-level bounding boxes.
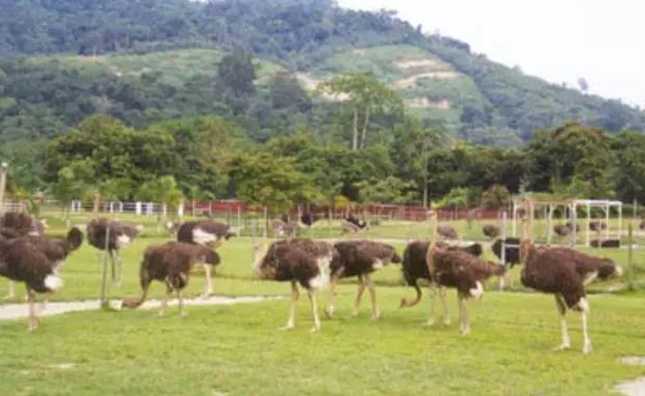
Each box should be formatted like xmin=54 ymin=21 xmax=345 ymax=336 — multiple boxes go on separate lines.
xmin=360 ymin=107 xmax=370 ymax=149
xmin=352 ymin=108 xmax=359 ymax=151
xmin=93 ymin=193 xmax=101 ymax=214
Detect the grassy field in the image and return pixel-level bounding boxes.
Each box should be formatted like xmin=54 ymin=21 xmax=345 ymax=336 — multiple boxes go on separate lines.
xmin=1 ymin=214 xmax=645 ymax=395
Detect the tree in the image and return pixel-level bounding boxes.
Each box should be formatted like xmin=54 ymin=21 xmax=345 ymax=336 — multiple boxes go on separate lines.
xmin=230 ymin=152 xmax=320 ymax=217
xmin=318 ymin=73 xmax=402 ymax=151
xmin=136 ymin=175 xmax=184 ymax=215
xmin=611 ymin=132 xmax=645 ymax=202
xmin=215 ymin=48 xmax=257 ymax=114
xmin=356 ymin=176 xmax=416 ymax=205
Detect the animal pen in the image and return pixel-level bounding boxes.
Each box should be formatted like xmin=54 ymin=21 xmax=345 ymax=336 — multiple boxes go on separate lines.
xmin=511 ymin=196 xmax=623 ymax=247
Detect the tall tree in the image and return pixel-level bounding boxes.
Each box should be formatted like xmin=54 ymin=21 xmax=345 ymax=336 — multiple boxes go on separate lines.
xmin=318 ymin=73 xmax=402 ymax=151
xmin=215 ymin=48 xmax=257 ymax=114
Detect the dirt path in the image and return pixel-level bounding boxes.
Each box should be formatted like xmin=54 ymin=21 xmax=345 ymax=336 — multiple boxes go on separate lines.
xmin=616 ymin=378 xmax=645 ymax=396
xmin=0 ymin=295 xmax=279 ymax=321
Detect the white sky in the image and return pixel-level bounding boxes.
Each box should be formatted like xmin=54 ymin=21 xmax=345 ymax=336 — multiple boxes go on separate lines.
xmin=337 ymin=0 xmax=645 ymax=109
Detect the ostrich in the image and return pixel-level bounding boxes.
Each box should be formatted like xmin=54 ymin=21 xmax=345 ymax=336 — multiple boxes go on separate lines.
xmin=342 ymin=214 xmax=368 ymax=234
xmin=300 ymin=212 xmax=319 ymax=228
xmin=324 ymin=240 xmax=401 ymax=320
xmin=0 ymin=228 xmax=83 ymax=330
xmin=176 ymin=220 xmax=236 ymax=297
xmin=86 ymin=218 xmax=142 ymax=285
xmin=520 ymin=237 xmax=622 ymax=354
xmin=400 ymin=240 xmax=485 ymax=317
xmin=122 ymin=242 xmax=220 ymax=316
xmin=271 ymin=219 xmax=299 ymax=239
xmin=254 ymin=238 xmax=335 ymax=332
xmin=553 ymin=224 xmax=572 ymax=237
xmin=491 ymin=237 xmax=521 ymax=289
xmin=425 ymin=211 xmax=505 ymax=334
xmin=0 ymin=212 xmax=47 ymax=299
xmin=590 ymin=221 xmax=607 ymax=232
xmin=482 ymin=224 xmax=500 ymax=240
xmin=437 ymin=224 xmax=459 ymax=240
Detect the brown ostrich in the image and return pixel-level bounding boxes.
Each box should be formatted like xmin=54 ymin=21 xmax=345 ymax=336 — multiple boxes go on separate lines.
xmin=254 ymin=238 xmax=336 ymax=332
xmin=553 ymin=224 xmax=572 ymax=237
xmin=325 ymin=240 xmax=401 ymax=320
xmin=400 ymin=240 xmax=485 ymax=325
xmin=425 ymin=211 xmax=505 ymax=334
xmin=0 ymin=212 xmax=47 ymax=299
xmin=122 ymin=242 xmax=220 ymax=316
xmin=520 ymin=228 xmax=623 ymax=354
xmin=590 ymin=221 xmax=608 ymax=232
xmin=482 ymin=224 xmax=500 ymax=240
xmin=176 ymin=220 xmax=236 ymax=297
xmin=86 ymin=218 xmax=142 ymax=285
xmin=0 ymin=228 xmax=83 ymax=330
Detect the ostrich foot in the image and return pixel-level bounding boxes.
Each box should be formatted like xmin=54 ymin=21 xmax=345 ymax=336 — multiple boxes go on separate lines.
xmin=553 ymin=343 xmax=571 ymax=352
xmin=280 ymin=323 xmax=295 ymax=331
xmin=460 ymin=326 xmax=471 ymax=336
xmin=582 ymin=341 xmax=592 ymax=355
xmin=370 ymin=311 xmax=381 ymax=321
xmin=310 ymin=325 xmax=320 ymax=333
xmin=443 ymin=317 xmax=451 ymax=326
xmin=324 ymin=306 xmax=334 ymax=319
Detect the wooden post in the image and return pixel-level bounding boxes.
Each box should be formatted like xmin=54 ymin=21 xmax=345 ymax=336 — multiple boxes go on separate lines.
xmin=586 ymin=203 xmax=591 ymax=247
xmin=628 ymin=223 xmax=634 ymax=291
xmin=100 ymin=223 xmax=111 ymax=309
xmin=0 ymin=162 xmax=7 ymax=215
xmin=605 ymin=203 xmax=610 ymax=241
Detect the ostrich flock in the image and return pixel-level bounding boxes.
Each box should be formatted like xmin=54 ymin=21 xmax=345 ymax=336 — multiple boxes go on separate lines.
xmin=0 ymin=208 xmax=624 ymax=355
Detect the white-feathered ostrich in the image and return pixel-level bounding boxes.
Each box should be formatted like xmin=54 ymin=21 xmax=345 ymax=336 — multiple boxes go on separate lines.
xmin=425 ymin=211 xmax=505 ymax=335
xmin=0 ymin=228 xmax=83 ymax=330
xmin=254 ymin=238 xmax=335 ymax=332
xmin=0 ymin=212 xmax=47 ymax=299
xmin=176 ymin=220 xmax=236 ymax=297
xmin=325 ymin=240 xmax=401 ymax=320
xmin=86 ymin=218 xmax=142 ymax=285
xmin=400 ymin=240 xmax=484 ymax=315
xmin=122 ymin=242 xmax=220 ymax=316
xmin=520 ymin=228 xmax=623 ymax=354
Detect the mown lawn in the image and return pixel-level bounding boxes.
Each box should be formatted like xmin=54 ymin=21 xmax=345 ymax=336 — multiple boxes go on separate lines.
xmin=1 ymin=219 xmax=645 ymax=395
xmin=1 ymin=286 xmax=644 ymax=395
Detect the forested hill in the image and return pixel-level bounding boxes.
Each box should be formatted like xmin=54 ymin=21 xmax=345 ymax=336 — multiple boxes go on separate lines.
xmin=1 ymin=0 xmax=644 ymax=146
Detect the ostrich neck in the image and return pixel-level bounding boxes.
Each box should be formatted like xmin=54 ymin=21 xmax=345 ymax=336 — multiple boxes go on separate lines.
xmin=253 ymin=243 xmax=270 ymax=272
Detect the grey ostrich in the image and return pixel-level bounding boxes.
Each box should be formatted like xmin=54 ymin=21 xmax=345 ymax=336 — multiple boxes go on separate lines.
xmin=482 ymin=224 xmax=500 ymax=240
xmin=176 ymin=220 xmax=236 ymax=297
xmin=87 ymin=218 xmax=142 ymax=285
xmin=0 ymin=228 xmax=83 ymax=330
xmin=123 ymin=242 xmax=220 ymax=317
xmin=254 ymin=238 xmax=335 ymax=332
xmin=325 ymin=240 xmax=401 ymax=320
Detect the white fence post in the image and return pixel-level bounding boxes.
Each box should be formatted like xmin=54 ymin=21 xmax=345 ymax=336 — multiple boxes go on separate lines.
xmin=136 ymin=202 xmax=142 ymax=215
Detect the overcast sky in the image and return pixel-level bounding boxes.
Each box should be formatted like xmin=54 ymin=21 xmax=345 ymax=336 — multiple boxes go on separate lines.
xmin=337 ymin=0 xmax=645 ymax=109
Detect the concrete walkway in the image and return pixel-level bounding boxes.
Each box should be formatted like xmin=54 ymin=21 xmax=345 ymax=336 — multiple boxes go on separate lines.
xmin=0 ymin=295 xmax=278 ymax=321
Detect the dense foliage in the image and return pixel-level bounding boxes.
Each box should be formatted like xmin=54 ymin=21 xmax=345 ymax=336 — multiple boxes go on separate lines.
xmin=0 ymin=0 xmax=643 ymax=146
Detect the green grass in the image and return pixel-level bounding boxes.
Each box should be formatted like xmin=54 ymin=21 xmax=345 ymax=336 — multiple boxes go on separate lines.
xmin=2 ymin=214 xmax=645 ymax=395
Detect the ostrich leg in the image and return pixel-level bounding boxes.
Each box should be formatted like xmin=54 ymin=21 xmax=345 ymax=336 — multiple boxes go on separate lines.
xmin=439 ymin=287 xmax=451 ymax=325
xmin=579 ymin=297 xmax=592 ymax=354
xmin=281 ymin=281 xmax=299 ymax=330
xmin=324 ymin=274 xmax=340 ymax=318
xmin=26 ymin=288 xmax=39 ymax=331
xmin=4 ymin=281 xmax=15 ymax=299
xmin=115 ymin=250 xmax=124 ymax=287
xmin=352 ymin=274 xmax=366 ymax=316
xmin=159 ymin=285 xmax=172 ymax=317
xmin=177 ymin=289 xmax=186 ymax=317
xmin=307 ymin=290 xmax=321 ymax=332
xmin=425 ymin=283 xmax=437 ymax=326
xmin=364 ymin=273 xmax=380 ymax=320
xmin=458 ymin=294 xmax=470 ymax=336
xmin=201 ymin=263 xmax=213 ymax=298
xmin=554 ymin=295 xmax=571 ymax=351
